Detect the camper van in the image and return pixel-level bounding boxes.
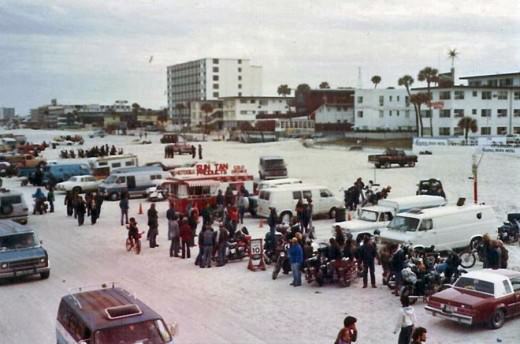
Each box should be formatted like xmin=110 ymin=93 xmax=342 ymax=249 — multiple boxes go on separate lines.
xmin=256 ymin=184 xmax=343 ymax=222
xmin=98 ymin=166 xmax=171 ymax=201
xmin=44 ymin=163 xmax=91 ymax=183
xmin=56 ymin=284 xmax=176 ymax=344
xmin=333 ymin=195 xmax=447 ymax=241
xmin=379 ymin=204 xmax=499 ymax=251
xmin=88 ymin=154 xmax=139 ymax=179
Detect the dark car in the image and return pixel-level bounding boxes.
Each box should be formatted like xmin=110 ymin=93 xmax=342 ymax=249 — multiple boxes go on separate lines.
xmin=0 ymin=220 xmax=50 ymax=280
xmin=56 ymin=284 xmax=176 ymax=343
xmin=258 ymin=156 xmax=288 ymax=180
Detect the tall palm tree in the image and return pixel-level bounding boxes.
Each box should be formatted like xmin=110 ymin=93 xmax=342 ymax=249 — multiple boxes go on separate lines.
xmin=410 ymin=93 xmax=431 ymax=137
xmin=418 ymin=67 xmax=439 ymax=136
xmin=448 ymin=48 xmax=458 ymax=69
xmin=200 ymin=103 xmax=214 ymax=139
xmin=371 ymin=75 xmax=382 ymax=89
xmin=319 ymin=81 xmax=330 ymax=89
xmin=277 ymin=84 xmax=291 ymax=97
xmin=398 ymin=75 xmax=420 ymax=136
xmin=458 ymin=116 xmax=477 ymax=143
xmin=295 ymin=83 xmax=311 ymax=94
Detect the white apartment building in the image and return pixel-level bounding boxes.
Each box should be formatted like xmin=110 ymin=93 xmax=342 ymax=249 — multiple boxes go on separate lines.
xmin=221 ymin=96 xmax=292 ymax=128
xmin=0 ymin=107 xmax=15 ymax=122
xmin=166 ymin=58 xmax=263 ymax=124
xmin=412 ymin=72 xmax=520 ymax=136
xmin=353 ymin=89 xmax=414 ymax=131
xmin=314 ymin=104 xmax=354 ymax=124
xmin=189 ymin=100 xmax=223 ymax=127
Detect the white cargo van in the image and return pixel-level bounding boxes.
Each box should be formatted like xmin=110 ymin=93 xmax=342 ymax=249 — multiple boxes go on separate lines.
xmin=256 ymin=184 xmax=343 ymax=221
xmin=379 ymin=204 xmax=498 ymax=251
xmin=333 ymin=195 xmax=446 ymax=241
xmin=98 ymin=167 xmax=171 ymax=201
xmin=255 ymin=178 xmax=303 ymax=194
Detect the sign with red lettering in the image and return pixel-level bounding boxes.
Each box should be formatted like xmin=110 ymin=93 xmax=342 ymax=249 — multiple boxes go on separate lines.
xmin=196 ymin=163 xmax=229 ymax=176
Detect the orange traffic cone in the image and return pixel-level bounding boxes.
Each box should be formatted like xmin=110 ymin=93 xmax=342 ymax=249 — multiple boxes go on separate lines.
xmin=138 ymin=203 xmax=143 ymax=215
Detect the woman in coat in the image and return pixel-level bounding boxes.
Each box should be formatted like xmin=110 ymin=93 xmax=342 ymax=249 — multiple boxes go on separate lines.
xmin=180 ymin=218 xmax=193 ymax=259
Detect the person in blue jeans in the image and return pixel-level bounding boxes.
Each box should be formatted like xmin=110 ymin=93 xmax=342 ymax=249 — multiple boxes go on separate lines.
xmin=288 ymin=237 xmax=303 ymax=287
xmin=119 ymin=193 xmax=129 ymax=226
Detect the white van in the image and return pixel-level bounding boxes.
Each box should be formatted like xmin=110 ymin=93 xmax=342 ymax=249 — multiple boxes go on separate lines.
xmin=379 ymin=204 xmax=498 ymax=251
xmin=255 ymin=178 xmax=303 ymax=194
xmin=98 ymin=167 xmax=171 ymax=201
xmin=256 ymin=184 xmax=343 ymax=221
xmin=333 ymin=195 xmax=446 ymax=241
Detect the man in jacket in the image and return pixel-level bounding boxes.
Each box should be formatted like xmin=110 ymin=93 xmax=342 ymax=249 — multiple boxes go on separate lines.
xmin=119 ymin=193 xmax=129 ymax=226
xmin=288 ymin=237 xmax=303 ymax=287
xmin=147 ymin=203 xmax=159 ymax=248
xmin=180 ymin=218 xmax=193 ymax=259
xmin=168 ymin=215 xmax=180 ymax=257
xmin=200 ymin=225 xmax=215 ymax=268
xmin=76 ymin=197 xmax=86 ymax=226
xmin=216 ymin=223 xmax=229 ymax=266
xmin=359 ymin=236 xmax=378 ymax=288
xmin=95 ymin=192 xmax=104 ymax=218
xmin=391 ymin=245 xmax=407 ymax=296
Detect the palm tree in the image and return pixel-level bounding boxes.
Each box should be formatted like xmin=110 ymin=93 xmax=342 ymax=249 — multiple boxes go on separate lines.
xmin=410 ymin=93 xmax=431 ymax=137
xmin=277 ymin=84 xmax=291 ymax=97
xmin=295 ymin=83 xmax=311 ymax=94
xmin=200 ymin=103 xmax=214 ymax=139
xmin=371 ymin=75 xmax=382 ymax=89
xmin=458 ymin=116 xmax=477 ymax=143
xmin=319 ymin=81 xmax=330 ymax=89
xmin=418 ymin=67 xmax=439 ymax=136
xmin=398 ymin=75 xmax=421 ymax=136
xmin=448 ymin=48 xmax=458 ymax=69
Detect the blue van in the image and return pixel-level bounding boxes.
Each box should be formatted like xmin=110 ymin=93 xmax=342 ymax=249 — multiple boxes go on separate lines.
xmin=44 ymin=163 xmax=91 ymax=183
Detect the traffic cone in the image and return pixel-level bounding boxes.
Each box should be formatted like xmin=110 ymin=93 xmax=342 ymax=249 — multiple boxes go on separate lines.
xmin=138 ymin=203 xmax=143 ymax=215
xmin=347 ymin=212 xmax=352 ymax=221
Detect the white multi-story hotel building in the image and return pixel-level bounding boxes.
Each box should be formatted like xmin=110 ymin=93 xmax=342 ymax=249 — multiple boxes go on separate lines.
xmin=412 ymin=72 xmax=520 ymax=136
xmin=166 ymin=58 xmax=263 ymax=124
xmin=221 ymin=96 xmax=292 ymax=127
xmin=353 ymin=88 xmax=415 ymax=131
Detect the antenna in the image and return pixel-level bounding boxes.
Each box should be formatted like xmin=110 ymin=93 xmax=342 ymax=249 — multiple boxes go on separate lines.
xmin=357 ymin=67 xmax=363 ymax=89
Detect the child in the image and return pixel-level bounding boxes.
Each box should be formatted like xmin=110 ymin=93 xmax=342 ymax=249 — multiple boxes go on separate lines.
xmin=127 ymin=217 xmax=140 ymax=245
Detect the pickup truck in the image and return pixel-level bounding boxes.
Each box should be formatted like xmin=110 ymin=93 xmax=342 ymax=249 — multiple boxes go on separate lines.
xmin=166 ymin=143 xmax=193 ymax=155
xmin=368 ymin=149 xmax=417 ymax=168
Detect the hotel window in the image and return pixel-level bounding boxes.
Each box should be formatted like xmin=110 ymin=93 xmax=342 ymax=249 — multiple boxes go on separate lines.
xmin=497 ymin=109 xmax=507 ymax=117
xmin=396 ymin=110 xmax=400 ymax=116
xmin=497 ymin=127 xmax=507 ymax=135
xmin=379 ymin=110 xmax=384 ymax=118
xmin=440 ymin=110 xmax=451 ymax=118
xmin=405 ymin=96 xmax=410 ymax=107
xmin=514 ymin=92 xmax=520 ymax=100
xmin=213 ymin=67 xmax=219 ymax=73
xmin=238 ymin=68 xmax=242 ymax=72
xmin=481 ymin=109 xmax=491 ymax=117
xmin=514 ymin=127 xmax=520 ymax=134
xmin=213 ymin=92 xmax=219 ymax=97
xmin=514 ymin=109 xmax=520 ymax=117
xmin=439 ymin=91 xmax=451 ymax=100
xmin=397 ymin=96 xmax=400 ymax=102
xmin=472 ymin=109 xmax=477 ymax=115
xmin=213 ymin=59 xmax=219 ymax=64
xmin=213 ymin=84 xmax=219 ymax=89
xmin=472 ymin=91 xmax=478 ymax=97
xmin=405 ymin=110 xmax=410 ymax=118
xmin=238 ymin=76 xmax=242 ymax=81
xmin=453 ymin=109 xmax=464 ymax=117
xmin=389 ymin=96 xmax=393 ymax=102
xmin=238 ymin=84 xmax=242 ymax=89
xmin=213 ymin=75 xmax=219 ymax=81
xmin=357 ymin=96 xmax=363 ymax=104
xmin=238 ymin=92 xmax=242 ymax=96
xmin=454 ymin=91 xmax=465 ymax=100
xmin=379 ymin=96 xmax=384 ymax=106
xmin=497 ymin=91 xmax=508 ymax=100
xmin=240 ymin=110 xmax=247 ymax=115
xmin=439 ymin=127 xmax=450 ymax=136
xmin=453 ymin=127 xmax=463 ymax=136
xmin=238 ymin=59 xmax=242 ymax=64
xmin=481 ymin=127 xmax=491 ymax=135
xmin=357 ymin=111 xmax=363 ymax=118
xmin=389 ymin=110 xmax=392 ymax=116
xmin=481 ymin=91 xmax=492 ymax=100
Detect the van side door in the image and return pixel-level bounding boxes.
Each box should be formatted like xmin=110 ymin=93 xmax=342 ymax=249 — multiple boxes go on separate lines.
xmin=127 ymin=176 xmax=136 ymax=190
xmin=416 ymin=218 xmax=435 ymax=247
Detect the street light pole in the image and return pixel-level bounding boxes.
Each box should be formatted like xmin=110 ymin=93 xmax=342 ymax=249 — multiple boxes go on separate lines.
xmin=472 ymin=151 xmax=484 ymax=204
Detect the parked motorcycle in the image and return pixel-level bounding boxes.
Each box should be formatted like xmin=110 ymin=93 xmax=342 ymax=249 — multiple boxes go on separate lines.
xmin=226 ymin=227 xmax=251 ymax=261
xmin=272 ymin=241 xmax=291 ymax=280
xmin=305 ymin=245 xmax=357 ymax=287
xmin=264 ymin=232 xmax=283 ymax=265
xmin=498 ymin=213 xmax=520 ymax=243
xmin=399 ymin=260 xmax=442 ymax=304
xmin=458 ymin=242 xmax=486 ymax=269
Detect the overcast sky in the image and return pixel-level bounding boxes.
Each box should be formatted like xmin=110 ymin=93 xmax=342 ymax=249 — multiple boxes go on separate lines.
xmin=1 ymin=0 xmax=519 ymax=115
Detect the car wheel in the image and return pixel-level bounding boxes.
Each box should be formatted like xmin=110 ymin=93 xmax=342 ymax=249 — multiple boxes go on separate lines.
xmin=72 ymin=186 xmax=82 ymax=194
xmin=329 ymin=207 xmax=337 ymax=219
xmin=109 ymin=192 xmax=120 ymax=201
xmin=489 ymin=308 xmax=505 ymax=329
xmin=40 ymin=271 xmax=50 ymax=279
xmin=0 ymin=204 xmax=13 ymax=216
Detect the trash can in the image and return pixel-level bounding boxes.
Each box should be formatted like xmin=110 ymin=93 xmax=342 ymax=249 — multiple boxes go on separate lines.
xmin=335 ymin=207 xmax=346 ymax=222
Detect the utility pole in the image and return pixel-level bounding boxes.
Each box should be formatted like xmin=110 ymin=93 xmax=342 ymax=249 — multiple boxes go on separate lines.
xmin=471 ymin=151 xmax=484 ymax=204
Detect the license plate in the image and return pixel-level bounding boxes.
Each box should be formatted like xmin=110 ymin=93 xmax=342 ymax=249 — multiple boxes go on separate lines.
xmin=444 ymin=304 xmax=456 ymax=313
xmin=16 ymin=269 xmax=35 ymax=276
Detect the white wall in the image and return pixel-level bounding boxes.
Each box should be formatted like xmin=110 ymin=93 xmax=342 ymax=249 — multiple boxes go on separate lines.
xmin=314 ymin=104 xmax=354 ymax=124
xmin=223 ymin=97 xmax=292 ymax=122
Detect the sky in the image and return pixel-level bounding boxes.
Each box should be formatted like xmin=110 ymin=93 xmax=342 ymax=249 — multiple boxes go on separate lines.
xmin=1 ymin=0 xmax=519 ymax=115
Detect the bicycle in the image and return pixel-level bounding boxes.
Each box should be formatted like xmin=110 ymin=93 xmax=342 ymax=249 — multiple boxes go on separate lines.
xmin=126 ymin=232 xmax=143 ymax=255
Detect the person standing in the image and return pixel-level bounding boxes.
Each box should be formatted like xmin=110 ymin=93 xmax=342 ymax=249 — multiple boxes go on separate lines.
xmin=168 ymin=215 xmax=180 ymax=257
xmin=147 ymin=203 xmax=159 ymax=248
xmin=237 ymin=192 xmax=249 ymax=225
xmin=200 ymin=225 xmax=215 ymax=268
xmin=391 ymin=245 xmax=407 ymax=296
xmin=90 ymin=197 xmax=98 ymax=225
xmin=95 ymin=192 xmax=104 ymax=218
xmin=359 ymin=236 xmax=378 ymax=288
xmin=119 ymin=193 xmax=129 ymax=226
xmin=267 ymin=207 xmax=278 ymax=249
xmin=198 ymin=144 xmax=203 ymax=160
xmin=411 ymin=327 xmax=427 ymax=344
xmin=76 ymin=197 xmax=86 ymax=226
xmin=288 ymin=237 xmax=303 ymax=286
xmin=216 ymin=223 xmax=229 ymax=266
xmin=180 ymin=217 xmax=192 ymax=259
xmin=85 ymin=192 xmax=93 ymax=216
xmin=188 ymin=204 xmax=199 ymax=246
xmin=47 ymin=186 xmax=55 ymax=213
xmin=191 ymin=145 xmax=196 ymax=159
xmin=335 ymin=316 xmax=358 ymax=344
xmin=64 ymin=191 xmax=74 ymax=216
xmin=394 ymin=295 xmax=417 ymax=344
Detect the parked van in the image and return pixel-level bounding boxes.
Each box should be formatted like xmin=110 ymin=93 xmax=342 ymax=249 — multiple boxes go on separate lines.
xmin=56 ymin=284 xmax=176 ymax=344
xmin=379 ymin=204 xmax=499 ymax=251
xmin=98 ymin=166 xmax=170 ymax=201
xmin=44 ymin=163 xmax=91 ymax=183
xmin=256 ymin=184 xmax=343 ymax=221
xmin=0 ymin=220 xmax=50 ymax=280
xmin=333 ymin=195 xmax=446 ymax=241
xmin=255 ymin=178 xmax=303 ymax=194
xmin=88 ymin=154 xmax=139 ymax=179
xmin=258 ymin=156 xmax=288 ymax=180
xmin=0 ymin=190 xmax=29 ymax=224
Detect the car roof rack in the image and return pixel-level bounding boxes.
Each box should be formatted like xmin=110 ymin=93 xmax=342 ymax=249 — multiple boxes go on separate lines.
xmin=68 ymin=282 xmax=132 ymax=309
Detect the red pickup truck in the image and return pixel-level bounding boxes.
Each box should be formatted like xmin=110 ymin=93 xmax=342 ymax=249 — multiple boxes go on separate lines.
xmin=368 ymin=149 xmax=417 ymax=168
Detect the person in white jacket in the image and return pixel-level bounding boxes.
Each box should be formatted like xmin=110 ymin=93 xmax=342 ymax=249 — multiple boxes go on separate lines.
xmin=394 ymin=295 xmax=417 ymax=344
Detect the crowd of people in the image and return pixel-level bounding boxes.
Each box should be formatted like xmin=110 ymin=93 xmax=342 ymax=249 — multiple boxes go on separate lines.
xmin=63 ymin=190 xmax=104 ymax=226
xmin=59 ymin=144 xmax=124 ymax=159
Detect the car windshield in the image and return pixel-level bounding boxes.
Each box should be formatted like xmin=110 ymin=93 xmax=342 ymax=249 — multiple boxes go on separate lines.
xmin=454 ymin=277 xmax=495 ymax=295
xmin=94 ymin=320 xmax=171 ymax=344
xmin=0 ymin=233 xmax=38 ymax=250
xmin=68 ymin=176 xmax=78 ymax=182
xmin=388 ymin=216 xmax=419 ymax=232
xmin=104 ymin=175 xmax=117 ymax=184
xmin=359 ymin=210 xmax=378 ymax=222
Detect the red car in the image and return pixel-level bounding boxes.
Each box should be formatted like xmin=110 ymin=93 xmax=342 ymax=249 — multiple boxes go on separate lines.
xmin=425 ymin=269 xmax=520 ymax=329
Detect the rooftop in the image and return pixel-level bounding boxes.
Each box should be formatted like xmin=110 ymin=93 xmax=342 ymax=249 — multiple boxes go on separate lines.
xmin=460 ymin=72 xmax=520 ymax=80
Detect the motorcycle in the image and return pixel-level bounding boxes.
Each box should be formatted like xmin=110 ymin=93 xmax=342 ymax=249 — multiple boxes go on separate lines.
xmin=498 ymin=213 xmax=520 ymax=243
xmin=126 ymin=232 xmax=144 ymax=255
xmin=264 ymin=232 xmax=282 ymax=265
xmin=226 ymin=227 xmax=251 ymax=261
xmin=399 ymin=260 xmax=442 ymax=304
xmin=272 ymin=241 xmax=291 ymax=280
xmin=305 ymin=246 xmax=357 ymax=287
xmin=32 ymin=199 xmax=49 ymax=215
